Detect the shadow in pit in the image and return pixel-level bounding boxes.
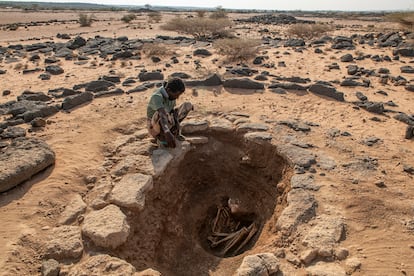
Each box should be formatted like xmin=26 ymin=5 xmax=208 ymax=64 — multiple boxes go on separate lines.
xmin=113 ymin=131 xmax=290 ymax=275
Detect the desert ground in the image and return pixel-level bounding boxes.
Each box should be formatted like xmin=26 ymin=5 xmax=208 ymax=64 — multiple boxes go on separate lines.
xmin=0 ymin=7 xmax=414 ymax=276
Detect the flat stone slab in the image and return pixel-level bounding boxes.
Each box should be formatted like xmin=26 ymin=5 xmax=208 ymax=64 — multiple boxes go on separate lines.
xmin=291 ymin=174 xmax=321 ymax=191
xmin=236 ymin=253 xmax=279 ymax=276
xmin=237 ymin=122 xmax=269 ymax=132
xmin=110 ymin=173 xmax=153 ymax=209
xmin=0 ymin=137 xmax=55 ymax=193
xmin=209 ymin=118 xmax=234 ymax=132
xmin=244 ymin=132 xmax=273 ymax=144
xmin=63 ymin=254 xmax=136 ymax=275
xmin=59 ymin=194 xmax=87 ymax=225
xmin=306 ymin=262 xmax=346 ymax=276
xmin=302 ymin=215 xmax=345 ymax=250
xmin=276 ymin=188 xmax=317 ymax=234
xmin=82 ymin=204 xmax=130 ymax=249
xmin=186 ymin=136 xmax=209 ymax=144
xmin=45 ymin=226 xmax=83 ymax=261
xmin=181 ymin=120 xmax=209 ymax=134
xmin=277 ymin=144 xmax=316 ymax=168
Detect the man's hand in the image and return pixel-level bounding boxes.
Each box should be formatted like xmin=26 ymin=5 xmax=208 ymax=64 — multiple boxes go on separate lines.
xmin=164 ymin=130 xmax=176 ymax=148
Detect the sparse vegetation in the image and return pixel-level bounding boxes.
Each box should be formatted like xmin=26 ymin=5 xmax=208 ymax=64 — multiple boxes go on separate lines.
xmin=209 ymin=6 xmax=228 ymax=19
xmin=142 ymin=43 xmax=172 ymax=56
xmin=196 ymin=10 xmax=206 ymax=18
xmin=148 ymin=11 xmax=162 ymax=23
xmin=161 ymin=17 xmax=233 ymax=40
xmin=121 ymin=13 xmax=136 ymax=23
xmin=386 ymin=12 xmax=414 ymax=30
xmin=78 ymin=13 xmax=94 ymax=27
xmin=286 ymin=23 xmax=332 ymax=40
xmin=214 ymin=38 xmax=261 ymax=62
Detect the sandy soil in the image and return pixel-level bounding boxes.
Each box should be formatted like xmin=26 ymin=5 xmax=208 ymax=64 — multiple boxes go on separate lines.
xmin=0 ymin=9 xmax=413 ymax=276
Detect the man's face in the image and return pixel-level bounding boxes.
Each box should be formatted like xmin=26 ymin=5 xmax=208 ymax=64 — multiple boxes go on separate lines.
xmin=167 ymin=89 xmax=183 ymax=100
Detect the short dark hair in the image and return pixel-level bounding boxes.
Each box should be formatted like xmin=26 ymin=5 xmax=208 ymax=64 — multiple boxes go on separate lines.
xmin=165 ymin=78 xmax=185 ymax=94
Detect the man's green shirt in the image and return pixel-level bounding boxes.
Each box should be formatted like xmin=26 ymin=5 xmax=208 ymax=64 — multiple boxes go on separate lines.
xmin=147 ymin=86 xmax=176 ymax=119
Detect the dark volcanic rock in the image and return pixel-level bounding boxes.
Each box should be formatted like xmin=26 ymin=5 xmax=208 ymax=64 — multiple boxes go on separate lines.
xmin=17 ymin=91 xmax=52 ymax=102
xmin=45 ymin=65 xmax=64 ymax=75
xmin=340 ymin=54 xmax=353 ymax=62
xmin=95 ymin=88 xmax=124 ymax=98
xmin=401 ymin=66 xmax=414 ymax=74
xmin=193 ymin=49 xmax=212 ymax=57
xmin=67 ymin=36 xmax=86 ymax=50
xmin=394 ymin=113 xmax=414 ymax=125
xmin=236 ymin=14 xmax=315 ymax=24
xmin=393 ymin=43 xmax=414 ymax=57
xmin=268 ymin=82 xmax=307 ymax=91
xmin=184 ymin=73 xmax=223 ymax=87
xmin=112 ymin=50 xmax=133 ymax=60
xmin=61 ymin=92 xmax=94 ymax=110
xmin=0 ymin=126 xmax=26 ymax=139
xmin=85 ymin=80 xmax=115 ymax=92
xmin=0 ymin=137 xmax=55 ymax=193
xmin=170 ymin=72 xmax=192 ymax=79
xmin=284 ymin=39 xmax=305 ymax=47
xmin=138 ymin=71 xmax=164 ymax=82
xmin=308 ymin=82 xmax=345 ymax=101
xmin=223 ymin=78 xmax=264 ymax=90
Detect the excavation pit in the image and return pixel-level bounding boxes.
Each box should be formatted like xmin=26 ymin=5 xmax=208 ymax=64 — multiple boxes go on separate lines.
xmin=114 ymin=132 xmax=291 ymax=275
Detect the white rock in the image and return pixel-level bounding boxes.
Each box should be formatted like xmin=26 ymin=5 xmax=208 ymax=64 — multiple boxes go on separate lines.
xmin=65 ymin=254 xmax=135 ymax=276
xmin=110 ymin=173 xmax=153 ymax=209
xmin=236 ymin=253 xmax=279 ymax=276
xmin=186 ymin=136 xmax=209 ymax=144
xmin=45 ymin=226 xmax=83 ymax=261
xmin=209 ymin=118 xmax=234 ymax=132
xmin=306 ymin=261 xmax=346 ymax=276
xmin=181 ymin=120 xmax=209 ymax=134
xmin=82 ymin=204 xmax=130 ymax=249
xmin=302 ymin=215 xmax=345 ymax=251
xmin=59 ymin=194 xmax=87 ymax=225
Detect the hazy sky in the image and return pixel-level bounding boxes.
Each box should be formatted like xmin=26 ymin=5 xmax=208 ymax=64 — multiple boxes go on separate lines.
xmin=11 ymin=0 xmax=414 ymax=11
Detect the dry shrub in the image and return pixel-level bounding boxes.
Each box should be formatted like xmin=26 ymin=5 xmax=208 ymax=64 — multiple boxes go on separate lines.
xmin=196 ymin=10 xmax=206 ymax=18
xmin=386 ymin=12 xmax=414 ymax=30
xmin=209 ymin=7 xmax=228 ymax=19
xmin=142 ymin=43 xmax=172 ymax=56
xmin=287 ymin=23 xmax=332 ymax=40
xmin=121 ymin=13 xmax=136 ymax=23
xmin=214 ymin=38 xmax=261 ymax=62
xmin=161 ymin=17 xmax=233 ymax=40
xmin=148 ymin=11 xmax=162 ymax=23
xmin=79 ymin=13 xmax=94 ymax=27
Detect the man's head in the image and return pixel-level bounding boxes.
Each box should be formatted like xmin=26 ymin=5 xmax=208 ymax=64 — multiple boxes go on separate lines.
xmin=165 ymin=78 xmax=185 ymax=100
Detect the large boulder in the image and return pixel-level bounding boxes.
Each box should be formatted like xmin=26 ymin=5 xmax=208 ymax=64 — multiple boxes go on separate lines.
xmin=0 ymin=138 xmax=55 ymax=192
xmin=109 ymin=173 xmax=153 ymax=209
xmin=82 ymin=204 xmax=130 ymax=249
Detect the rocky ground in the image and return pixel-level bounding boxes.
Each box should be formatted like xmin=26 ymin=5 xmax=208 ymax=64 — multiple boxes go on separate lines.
xmin=0 ymin=9 xmax=414 ymax=276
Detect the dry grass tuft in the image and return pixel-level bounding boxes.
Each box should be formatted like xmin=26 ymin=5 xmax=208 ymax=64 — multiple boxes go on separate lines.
xmin=286 ymin=23 xmax=333 ymax=40
xmin=79 ymin=13 xmax=94 ymax=27
xmin=161 ymin=17 xmax=233 ymax=40
xmin=142 ymin=43 xmax=174 ymax=57
xmin=121 ymin=13 xmax=136 ymax=23
xmin=214 ymin=38 xmax=261 ymax=62
xmin=386 ymin=12 xmax=414 ymax=30
xmin=147 ymin=11 xmax=162 ymax=23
